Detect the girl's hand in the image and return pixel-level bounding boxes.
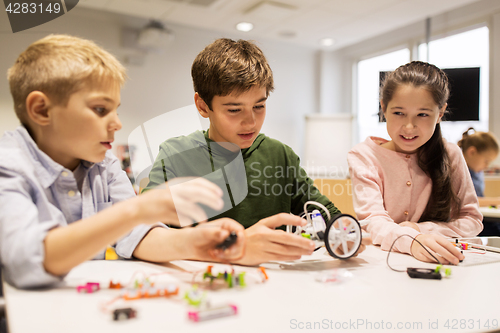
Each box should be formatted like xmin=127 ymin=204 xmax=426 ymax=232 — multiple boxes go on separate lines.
xmin=136 ymin=177 xmax=224 ymax=226
xmin=411 ymin=234 xmax=464 ymax=265
xmin=399 ymin=221 xmax=420 ymax=232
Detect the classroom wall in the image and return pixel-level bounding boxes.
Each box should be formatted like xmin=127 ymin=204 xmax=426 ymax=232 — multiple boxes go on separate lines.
xmin=492 ymin=11 xmax=500 ymax=143
xmin=0 ymin=7 xmax=318 ymax=156
xmin=2 ymin=1 xmax=500 ymax=172
xmin=319 ymin=0 xmax=500 ymax=158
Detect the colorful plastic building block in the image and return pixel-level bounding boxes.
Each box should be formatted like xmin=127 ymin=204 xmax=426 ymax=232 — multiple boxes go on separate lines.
xmin=259 ymin=267 xmax=268 ymax=281
xmin=109 ymin=281 xmax=122 ymax=289
xmin=184 ymin=285 xmax=206 ymax=307
xmin=105 ymin=246 xmax=119 ymax=260
xmin=203 ymin=266 xmax=246 ymax=288
xmin=113 ymin=307 xmax=137 ymax=321
xmin=76 ymin=282 xmax=100 ymax=293
xmin=122 ymin=284 xmax=179 ymax=300
xmin=188 ymin=304 xmax=238 ymax=322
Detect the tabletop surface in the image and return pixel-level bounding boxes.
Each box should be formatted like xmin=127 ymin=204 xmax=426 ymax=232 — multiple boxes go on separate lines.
xmin=4 ymin=245 xmax=500 ymax=333
xmin=479 ymin=206 xmax=500 ymax=218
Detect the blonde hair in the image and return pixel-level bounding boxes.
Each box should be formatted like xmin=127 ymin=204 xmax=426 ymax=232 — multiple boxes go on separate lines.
xmin=457 ymin=127 xmax=499 ymax=154
xmin=8 ymin=34 xmax=127 ymax=127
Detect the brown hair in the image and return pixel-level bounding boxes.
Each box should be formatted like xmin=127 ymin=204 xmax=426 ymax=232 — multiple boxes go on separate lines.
xmin=380 ymin=61 xmax=460 ymax=222
xmin=8 ymin=34 xmax=127 ymax=128
xmin=457 ymin=127 xmax=499 ymax=154
xmin=191 ymin=38 xmax=274 ymax=109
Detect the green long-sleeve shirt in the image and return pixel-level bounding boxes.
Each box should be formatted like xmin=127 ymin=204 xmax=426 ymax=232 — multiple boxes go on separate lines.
xmin=143 ymin=130 xmax=340 ymax=228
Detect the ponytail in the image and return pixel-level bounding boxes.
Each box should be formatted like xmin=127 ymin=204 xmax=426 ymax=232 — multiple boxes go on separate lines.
xmin=417 ymin=124 xmax=460 ymax=222
xmin=457 ymin=127 xmax=499 ymax=154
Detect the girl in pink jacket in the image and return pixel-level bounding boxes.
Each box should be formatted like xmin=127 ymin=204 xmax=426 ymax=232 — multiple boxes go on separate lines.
xmin=348 ymin=61 xmax=482 ymax=265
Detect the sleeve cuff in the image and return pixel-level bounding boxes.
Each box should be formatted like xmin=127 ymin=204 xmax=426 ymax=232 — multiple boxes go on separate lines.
xmin=115 ymin=223 xmax=168 ymax=258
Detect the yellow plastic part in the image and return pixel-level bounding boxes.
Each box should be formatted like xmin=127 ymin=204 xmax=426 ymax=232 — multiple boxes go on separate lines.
xmin=105 ymin=246 xmax=119 ymax=260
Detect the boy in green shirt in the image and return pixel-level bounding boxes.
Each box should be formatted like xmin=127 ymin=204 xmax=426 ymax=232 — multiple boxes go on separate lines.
xmin=145 ymin=38 xmax=356 ymax=265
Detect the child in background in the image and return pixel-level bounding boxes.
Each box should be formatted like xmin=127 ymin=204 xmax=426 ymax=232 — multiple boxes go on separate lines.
xmin=0 ymin=35 xmax=245 ymax=289
xmin=457 ymin=127 xmax=500 ymax=207
xmin=348 ymin=61 xmax=482 ymax=265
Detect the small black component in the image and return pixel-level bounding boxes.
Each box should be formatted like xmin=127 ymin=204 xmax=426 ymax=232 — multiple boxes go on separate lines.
xmin=406 ymin=268 xmax=442 ymax=280
xmin=316 ymin=231 xmax=325 ymax=241
xmin=216 ymin=231 xmax=237 ymax=250
xmin=113 ymin=307 xmax=137 ymax=321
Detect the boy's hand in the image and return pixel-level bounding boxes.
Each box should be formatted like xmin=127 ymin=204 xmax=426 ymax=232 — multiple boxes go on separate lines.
xmin=185 ymin=218 xmax=245 ymax=261
xmin=234 ymin=213 xmax=315 ymax=266
xmin=337 ymin=236 xmax=372 ymax=257
xmin=411 ymin=234 xmax=464 ymax=265
xmin=137 ymin=177 xmax=224 ymax=226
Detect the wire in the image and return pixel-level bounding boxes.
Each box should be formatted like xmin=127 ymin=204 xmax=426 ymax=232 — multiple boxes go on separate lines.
xmin=303 ymin=201 xmax=331 ymax=223
xmin=386 ymin=234 xmax=442 ymax=272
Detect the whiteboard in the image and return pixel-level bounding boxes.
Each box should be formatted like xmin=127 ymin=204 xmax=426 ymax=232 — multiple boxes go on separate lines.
xmin=303 ymin=114 xmax=354 ymax=179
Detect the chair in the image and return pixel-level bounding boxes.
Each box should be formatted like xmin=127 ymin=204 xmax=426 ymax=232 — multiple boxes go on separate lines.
xmin=313 ymin=178 xmax=356 ymax=218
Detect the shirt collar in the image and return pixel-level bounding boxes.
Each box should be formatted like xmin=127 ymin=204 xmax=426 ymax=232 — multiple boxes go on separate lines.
xmin=14 ymin=126 xmax=102 ymax=188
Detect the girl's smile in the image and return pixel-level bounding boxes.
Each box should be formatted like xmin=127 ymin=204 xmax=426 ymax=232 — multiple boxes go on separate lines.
xmin=381 ymin=84 xmax=445 ymax=154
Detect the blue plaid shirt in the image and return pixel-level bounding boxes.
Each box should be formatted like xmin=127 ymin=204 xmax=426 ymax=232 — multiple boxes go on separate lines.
xmin=0 ymin=127 xmax=158 ymax=288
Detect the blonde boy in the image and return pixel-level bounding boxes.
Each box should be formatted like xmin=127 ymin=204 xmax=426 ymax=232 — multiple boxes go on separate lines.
xmin=0 ymin=35 xmax=244 ymax=289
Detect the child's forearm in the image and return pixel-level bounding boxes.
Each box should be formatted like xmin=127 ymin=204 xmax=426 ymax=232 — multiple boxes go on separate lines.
xmin=43 ymin=199 xmax=143 ymax=276
xmin=132 ymin=227 xmax=192 ymax=262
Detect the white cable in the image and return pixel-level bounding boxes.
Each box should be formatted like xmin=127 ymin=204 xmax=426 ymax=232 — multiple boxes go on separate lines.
xmin=303 ymin=201 xmax=331 ymax=221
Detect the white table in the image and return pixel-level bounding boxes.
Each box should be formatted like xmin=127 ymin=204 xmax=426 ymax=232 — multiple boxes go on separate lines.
xmin=4 ymin=245 xmax=500 ymax=333
xmin=480 ymin=206 xmax=500 ymax=218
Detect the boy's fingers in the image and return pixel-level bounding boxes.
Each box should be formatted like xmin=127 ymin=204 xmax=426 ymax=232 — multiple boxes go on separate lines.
xmin=215 ymin=218 xmax=245 ymax=232
xmin=171 ymin=185 xmax=224 ymax=211
xmin=177 ymin=202 xmax=208 ymax=225
xmin=260 ymin=213 xmax=306 ymax=229
xmin=169 ymin=177 xmax=223 ymax=197
xmin=267 ymin=254 xmax=303 ymax=262
xmin=176 ymin=191 xmax=224 ymax=211
xmin=270 ymin=230 xmax=315 ymax=252
xmin=266 ymin=241 xmax=313 ymax=257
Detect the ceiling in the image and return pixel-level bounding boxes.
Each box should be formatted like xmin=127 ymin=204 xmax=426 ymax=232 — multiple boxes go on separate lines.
xmin=78 ymin=0 xmax=481 ymax=50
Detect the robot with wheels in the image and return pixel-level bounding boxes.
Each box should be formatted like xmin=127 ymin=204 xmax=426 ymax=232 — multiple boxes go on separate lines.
xmin=286 ymin=201 xmax=363 ymax=259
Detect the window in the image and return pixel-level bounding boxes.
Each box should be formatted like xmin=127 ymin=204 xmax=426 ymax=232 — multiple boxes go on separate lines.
xmin=355 ymin=26 xmax=489 ymax=146
xmin=419 ymin=26 xmax=489 ymax=144
xmin=356 ymin=48 xmax=410 ymax=143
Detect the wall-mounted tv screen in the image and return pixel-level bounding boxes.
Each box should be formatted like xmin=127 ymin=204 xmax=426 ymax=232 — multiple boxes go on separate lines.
xmin=379 ymin=67 xmax=480 ymax=121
